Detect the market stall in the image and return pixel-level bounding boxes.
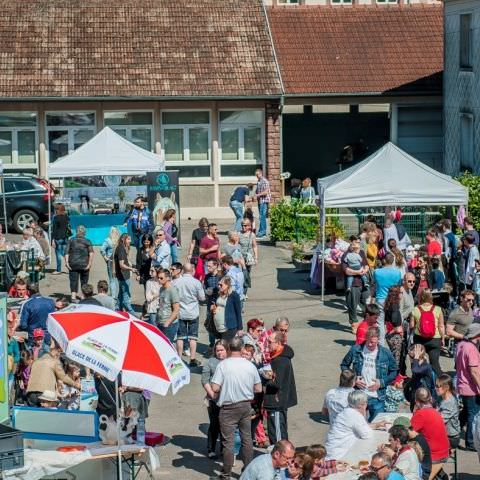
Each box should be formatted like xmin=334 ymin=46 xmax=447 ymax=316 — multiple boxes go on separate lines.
xmin=47 ymin=127 xmax=165 ymax=244
xmin=316 ymin=142 xmax=469 ymax=301
xmin=3 ymin=305 xmax=189 ymax=480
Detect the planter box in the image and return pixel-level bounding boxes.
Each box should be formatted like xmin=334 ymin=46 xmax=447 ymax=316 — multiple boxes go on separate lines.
xmin=292 ymin=258 xmax=312 ymax=271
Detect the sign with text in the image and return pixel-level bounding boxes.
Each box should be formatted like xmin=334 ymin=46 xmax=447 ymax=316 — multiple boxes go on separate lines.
xmin=147 ymin=171 xmax=180 ymax=239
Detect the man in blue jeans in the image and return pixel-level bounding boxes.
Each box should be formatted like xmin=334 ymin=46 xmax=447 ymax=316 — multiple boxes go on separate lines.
xmin=254 ymin=168 xmax=271 ymax=239
xmin=340 ymin=326 xmax=397 ymax=421
xmin=229 ymin=184 xmax=252 ymax=232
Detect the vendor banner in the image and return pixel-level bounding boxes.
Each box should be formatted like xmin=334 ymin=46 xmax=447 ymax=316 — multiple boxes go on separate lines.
xmin=147 ymin=171 xmax=180 ymax=236
xmin=62 ymin=176 xmax=147 ymax=215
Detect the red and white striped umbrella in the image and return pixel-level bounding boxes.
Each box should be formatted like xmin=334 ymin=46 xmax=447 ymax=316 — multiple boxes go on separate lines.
xmin=47 ymin=304 xmax=190 ymax=395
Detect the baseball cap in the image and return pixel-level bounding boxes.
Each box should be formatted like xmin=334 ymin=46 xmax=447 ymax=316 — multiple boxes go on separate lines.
xmin=393 ymin=374 xmax=407 ymax=384
xmin=33 ymin=328 xmax=44 ymax=338
xmin=393 ymin=416 xmax=411 ymax=428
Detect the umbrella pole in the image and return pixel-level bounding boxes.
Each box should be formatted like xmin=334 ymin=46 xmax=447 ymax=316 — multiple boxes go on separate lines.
xmin=115 ymin=377 xmax=123 ymax=480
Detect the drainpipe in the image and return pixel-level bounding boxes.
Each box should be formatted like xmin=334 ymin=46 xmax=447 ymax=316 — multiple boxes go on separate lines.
xmin=261 ymin=0 xmax=286 ymax=198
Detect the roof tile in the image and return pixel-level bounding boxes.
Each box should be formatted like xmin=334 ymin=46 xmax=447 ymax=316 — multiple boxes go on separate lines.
xmin=268 ymin=4 xmax=443 ymax=95
xmin=0 ymin=0 xmax=281 ymax=98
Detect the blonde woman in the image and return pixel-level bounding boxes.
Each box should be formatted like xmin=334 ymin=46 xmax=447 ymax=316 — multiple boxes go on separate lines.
xmin=100 ymin=226 xmax=121 ymax=299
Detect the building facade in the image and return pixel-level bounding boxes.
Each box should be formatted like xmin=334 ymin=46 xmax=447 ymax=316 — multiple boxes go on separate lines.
xmin=0 ymin=0 xmax=282 ymax=218
xmin=267 ymin=3 xmax=444 ymax=181
xmin=444 ymin=0 xmax=480 ymax=174
xmin=0 ymin=0 xmax=445 ymax=217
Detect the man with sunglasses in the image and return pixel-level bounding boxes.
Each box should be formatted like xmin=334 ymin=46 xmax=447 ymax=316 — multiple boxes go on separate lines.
xmin=369 ymin=452 xmax=405 ymax=480
xmin=239 ymin=439 xmax=295 ymax=480
xmin=150 ymin=230 xmax=171 ymax=269
xmin=446 ymin=289 xmax=475 ymax=342
xmin=399 ymin=273 xmax=416 ymax=374
xmin=156 ymin=269 xmax=180 ymax=343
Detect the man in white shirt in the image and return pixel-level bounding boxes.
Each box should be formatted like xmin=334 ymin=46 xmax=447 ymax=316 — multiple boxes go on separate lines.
xmin=174 ymin=263 xmax=206 ymax=368
xmin=240 ymin=439 xmax=295 ymax=480
xmin=322 ymin=369 xmax=356 ymax=426
xmin=151 ymin=230 xmax=171 ymax=269
xmin=325 ymin=390 xmax=384 ymax=460
xmin=211 ymin=337 xmax=262 ymax=480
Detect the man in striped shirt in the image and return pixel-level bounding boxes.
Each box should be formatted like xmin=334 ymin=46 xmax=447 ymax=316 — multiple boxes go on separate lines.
xmin=255 ymin=168 xmax=271 ymax=239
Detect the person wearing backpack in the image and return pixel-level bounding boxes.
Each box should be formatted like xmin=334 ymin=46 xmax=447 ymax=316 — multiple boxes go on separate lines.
xmin=410 ymin=289 xmax=445 ymax=376
xmin=64 ymin=225 xmax=94 ymax=302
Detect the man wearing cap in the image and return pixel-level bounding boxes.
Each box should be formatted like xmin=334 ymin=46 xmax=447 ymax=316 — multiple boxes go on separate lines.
xmin=394 ymin=417 xmax=431 ymax=480
xmin=455 ymin=323 xmax=480 ymax=450
xmin=30 ymin=328 xmax=49 ymax=360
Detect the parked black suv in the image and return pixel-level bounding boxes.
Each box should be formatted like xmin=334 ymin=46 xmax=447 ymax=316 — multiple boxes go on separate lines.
xmin=0 ymin=175 xmax=54 ymax=233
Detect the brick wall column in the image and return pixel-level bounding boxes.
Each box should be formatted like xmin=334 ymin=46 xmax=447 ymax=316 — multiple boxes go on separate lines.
xmin=265 ymin=103 xmax=281 ymax=202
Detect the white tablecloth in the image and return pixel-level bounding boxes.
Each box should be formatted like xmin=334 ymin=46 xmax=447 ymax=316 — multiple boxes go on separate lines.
xmin=4 ymin=449 xmax=92 ymax=480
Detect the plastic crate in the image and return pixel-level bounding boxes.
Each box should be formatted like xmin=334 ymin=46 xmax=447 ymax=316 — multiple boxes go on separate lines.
xmin=0 ymin=424 xmax=24 ymax=472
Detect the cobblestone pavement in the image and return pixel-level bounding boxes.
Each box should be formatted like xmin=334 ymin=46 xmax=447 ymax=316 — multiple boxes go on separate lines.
xmin=36 ymin=220 xmax=478 ymax=479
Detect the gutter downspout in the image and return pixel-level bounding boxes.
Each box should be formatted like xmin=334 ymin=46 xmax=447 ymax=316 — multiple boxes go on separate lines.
xmin=261 ymin=0 xmax=286 ymax=196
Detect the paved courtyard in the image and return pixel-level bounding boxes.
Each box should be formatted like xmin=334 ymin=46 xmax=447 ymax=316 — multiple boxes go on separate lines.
xmin=37 ymin=220 xmax=478 ymax=479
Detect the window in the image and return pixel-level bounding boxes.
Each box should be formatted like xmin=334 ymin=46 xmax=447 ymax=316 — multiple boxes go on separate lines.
xmin=331 ymin=0 xmax=352 ymax=4
xmin=0 ymin=112 xmax=37 ymax=168
xmin=161 ymin=111 xmax=211 ymax=177
xmin=46 ymin=112 xmax=96 ymax=162
xmin=460 ymin=14 xmax=473 ymax=69
xmin=104 ymin=111 xmax=153 ymax=151
xmin=219 ymin=110 xmax=264 ymax=177
xmin=376 ymin=0 xmax=398 ymax=3
xmin=460 ymin=113 xmax=474 ymax=171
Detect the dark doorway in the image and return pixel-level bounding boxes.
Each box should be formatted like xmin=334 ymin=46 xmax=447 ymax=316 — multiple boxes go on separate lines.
xmin=283 ymin=111 xmax=390 ymax=192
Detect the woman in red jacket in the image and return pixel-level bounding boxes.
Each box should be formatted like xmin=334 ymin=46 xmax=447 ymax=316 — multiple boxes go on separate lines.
xmin=411 ymin=387 xmax=449 ymax=480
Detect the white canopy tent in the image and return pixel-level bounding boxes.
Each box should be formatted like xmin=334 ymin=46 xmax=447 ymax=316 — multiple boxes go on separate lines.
xmin=47 ymin=126 xmax=164 ymax=178
xmin=316 ymin=142 xmax=469 ymax=301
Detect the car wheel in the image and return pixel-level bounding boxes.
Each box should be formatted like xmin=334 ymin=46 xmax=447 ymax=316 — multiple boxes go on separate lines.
xmin=13 ymin=209 xmax=38 ymax=233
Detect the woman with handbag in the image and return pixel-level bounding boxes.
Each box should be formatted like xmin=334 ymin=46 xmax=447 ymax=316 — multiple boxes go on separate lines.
xmin=239 ymin=218 xmax=258 ymax=295
xmin=211 ymin=276 xmax=242 ymax=341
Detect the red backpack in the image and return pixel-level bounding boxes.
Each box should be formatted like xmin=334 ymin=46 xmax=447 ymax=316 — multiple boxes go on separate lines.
xmin=418 ymin=305 xmax=436 ymax=338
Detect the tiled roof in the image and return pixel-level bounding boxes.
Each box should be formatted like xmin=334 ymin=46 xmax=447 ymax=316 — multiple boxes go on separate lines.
xmin=267 ymin=4 xmax=443 ymax=96
xmin=0 ymin=0 xmax=282 ymax=99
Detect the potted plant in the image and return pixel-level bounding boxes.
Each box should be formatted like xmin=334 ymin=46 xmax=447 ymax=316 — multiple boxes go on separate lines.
xmin=291 ymin=240 xmax=315 ymax=271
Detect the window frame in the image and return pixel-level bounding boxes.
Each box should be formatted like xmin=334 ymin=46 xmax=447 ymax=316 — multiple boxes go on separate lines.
xmin=218 ymin=109 xmax=265 ymax=180
xmin=460 ymin=112 xmax=474 ymax=171
xmin=45 ymin=110 xmax=97 ymax=163
xmin=160 ymin=109 xmax=212 ymax=178
xmin=460 ymin=13 xmax=473 ymax=70
xmin=376 ymin=0 xmax=398 ymax=3
xmin=330 ymin=0 xmax=352 ymax=5
xmin=0 ymin=112 xmax=39 ymax=169
xmin=103 ymin=109 xmax=154 ymax=152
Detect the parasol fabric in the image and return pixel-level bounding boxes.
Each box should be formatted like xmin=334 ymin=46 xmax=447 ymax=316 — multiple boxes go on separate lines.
xmin=47 ymin=305 xmax=190 ymax=395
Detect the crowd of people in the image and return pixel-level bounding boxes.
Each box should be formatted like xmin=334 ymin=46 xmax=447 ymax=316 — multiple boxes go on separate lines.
xmin=316 ymin=211 xmax=480 ymax=480
xmin=5 ymin=189 xmax=480 ymax=480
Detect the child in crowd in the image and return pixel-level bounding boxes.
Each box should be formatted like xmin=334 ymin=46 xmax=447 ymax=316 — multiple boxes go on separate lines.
xmin=436 ymin=374 xmax=461 ymax=450
xmin=29 ymin=328 xmax=49 ymax=360
xmin=344 ymin=242 xmax=369 ymax=291
xmin=385 ymin=374 xmax=407 ymax=413
xmin=59 ymin=363 xmax=81 ymax=410
xmin=428 ymin=257 xmax=445 ymax=290
xmin=15 ymin=350 xmax=33 ymax=404
xmin=307 ymin=444 xmax=347 ymax=479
